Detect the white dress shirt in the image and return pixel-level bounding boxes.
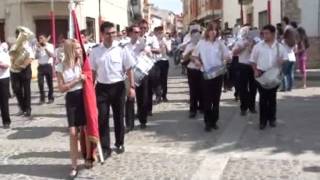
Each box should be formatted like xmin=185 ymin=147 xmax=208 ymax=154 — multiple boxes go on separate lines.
xmin=125 ymin=38 xmax=145 ymax=63
xmin=36 ymin=43 xmax=54 ymax=65
xmin=192 ymin=39 xmax=231 ymax=72
xmin=250 ymin=40 xmax=287 ymax=71
xmin=282 ymin=41 xmax=296 ymax=62
xmin=183 ymin=43 xmax=198 ymax=70
xmin=56 ymin=63 xmax=83 ymax=92
xmin=89 ymin=41 xmax=136 ymax=84
xmin=0 ymin=49 xmax=10 ymax=79
xmin=233 ymin=39 xmax=252 ymax=65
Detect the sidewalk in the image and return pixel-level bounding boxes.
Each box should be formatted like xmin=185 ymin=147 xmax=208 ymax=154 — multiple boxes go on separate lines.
xmin=0 ymin=63 xmax=319 ymax=179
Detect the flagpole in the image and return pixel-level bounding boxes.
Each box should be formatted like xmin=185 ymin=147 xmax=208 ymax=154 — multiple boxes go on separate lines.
xmin=50 ymin=0 xmax=56 ymax=47
xmin=68 ymin=0 xmax=75 ymax=39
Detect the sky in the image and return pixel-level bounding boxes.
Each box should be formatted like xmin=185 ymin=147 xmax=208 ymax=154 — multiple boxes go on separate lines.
xmin=150 ymin=0 xmax=183 ymax=14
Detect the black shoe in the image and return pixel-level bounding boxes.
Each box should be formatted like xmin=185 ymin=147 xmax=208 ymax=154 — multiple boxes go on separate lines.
xmin=241 ymin=110 xmax=247 ymax=116
xmin=235 ymin=96 xmax=239 ymax=101
xmin=115 ymin=145 xmax=125 ymax=154
xmin=147 ymin=111 xmax=153 ymax=116
xmin=204 ymin=126 xmax=211 ymax=132
xmin=15 ymin=110 xmax=24 ymax=116
xmin=211 ymin=124 xmax=219 ymax=130
xmin=103 ymin=149 xmax=112 ymax=159
xmin=154 ymin=97 xmax=161 ymax=105
xmin=39 ymin=100 xmax=45 ymax=105
xmin=269 ymin=121 xmax=277 ymax=128
xmin=47 ymin=99 xmax=54 ymax=104
xmin=24 ymin=110 xmax=31 ymax=117
xmin=162 ymin=97 xmax=169 ymax=102
xmin=249 ymin=109 xmax=257 ymax=114
xmin=3 ymin=124 xmax=10 ymax=129
xmin=189 ymin=112 xmax=196 ymax=118
xmin=140 ymin=124 xmax=147 ymax=129
xmin=259 ymin=124 xmax=266 ymax=130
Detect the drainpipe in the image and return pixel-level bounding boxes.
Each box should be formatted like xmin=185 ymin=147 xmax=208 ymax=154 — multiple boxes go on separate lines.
xmin=267 ymin=0 xmax=271 ymax=24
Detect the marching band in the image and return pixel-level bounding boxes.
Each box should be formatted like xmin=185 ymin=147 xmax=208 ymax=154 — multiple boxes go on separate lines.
xmin=1 ymin=16 xmax=309 ymax=178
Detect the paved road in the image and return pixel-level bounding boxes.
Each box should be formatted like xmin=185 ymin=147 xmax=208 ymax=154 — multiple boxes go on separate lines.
xmin=0 ymin=66 xmax=320 ymax=180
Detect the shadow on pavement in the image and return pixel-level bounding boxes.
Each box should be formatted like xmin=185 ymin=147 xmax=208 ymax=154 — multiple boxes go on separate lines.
xmin=0 ymin=164 xmax=70 ymax=179
xmin=207 ymin=94 xmax=320 ymax=156
xmin=7 ymin=126 xmax=67 ymax=140
xmin=10 ymin=151 xmax=69 ymax=160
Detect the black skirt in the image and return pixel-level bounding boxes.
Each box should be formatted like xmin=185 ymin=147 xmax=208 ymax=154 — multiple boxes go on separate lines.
xmin=65 ymin=89 xmax=86 ymax=127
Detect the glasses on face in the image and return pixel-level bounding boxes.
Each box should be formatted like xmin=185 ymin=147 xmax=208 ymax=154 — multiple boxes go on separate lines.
xmin=104 ymin=31 xmax=116 ymax=36
xmin=133 ymin=31 xmax=141 ymax=34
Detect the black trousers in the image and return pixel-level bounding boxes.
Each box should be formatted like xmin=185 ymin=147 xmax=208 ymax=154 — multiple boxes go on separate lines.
xmin=157 ymin=60 xmax=169 ymax=99
xmin=136 ymin=76 xmax=149 ymax=125
xmin=256 ymin=83 xmax=278 ymax=126
xmin=239 ymin=63 xmax=257 ymax=111
xmin=231 ymin=56 xmax=240 ymax=98
xmin=11 ymin=65 xmax=32 ymax=112
xmin=0 ymin=77 xmax=11 ymax=125
xmin=147 ymin=65 xmax=161 ymax=113
xmin=96 ymin=81 xmax=126 ymax=151
xmin=187 ymin=68 xmax=203 ymax=113
xmin=38 ymin=64 xmax=54 ymax=101
xmin=203 ymin=75 xmax=223 ymax=126
xmin=124 ymin=79 xmax=135 ymax=130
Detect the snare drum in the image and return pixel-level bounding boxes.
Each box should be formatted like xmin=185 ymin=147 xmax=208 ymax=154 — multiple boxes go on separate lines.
xmin=202 ymin=66 xmax=226 ymax=80
xmin=133 ymin=54 xmax=155 ymax=86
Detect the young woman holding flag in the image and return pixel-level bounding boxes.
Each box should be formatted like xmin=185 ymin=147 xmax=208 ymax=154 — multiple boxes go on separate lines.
xmin=56 ymin=39 xmax=90 ymax=178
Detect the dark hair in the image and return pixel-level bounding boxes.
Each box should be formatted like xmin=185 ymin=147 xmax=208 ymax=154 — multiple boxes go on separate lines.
xmin=276 ymin=23 xmax=284 ymax=36
xmin=100 ymin=21 xmax=114 ymax=33
xmin=204 ymin=23 xmax=220 ymax=40
xmin=80 ymin=29 xmax=88 ymax=36
xmin=127 ymin=24 xmax=139 ymax=34
xmin=283 ymin=16 xmax=290 ymax=25
xmin=38 ymin=33 xmax=48 ymax=38
xmin=297 ymin=27 xmax=309 ymax=49
xmin=262 ymin=24 xmax=276 ymax=34
xmin=138 ymin=19 xmax=148 ymax=25
xmin=290 ymin=21 xmax=298 ymax=29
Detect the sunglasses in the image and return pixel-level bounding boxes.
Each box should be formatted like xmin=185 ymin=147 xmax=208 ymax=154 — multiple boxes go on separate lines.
xmin=104 ymin=31 xmax=116 ymax=35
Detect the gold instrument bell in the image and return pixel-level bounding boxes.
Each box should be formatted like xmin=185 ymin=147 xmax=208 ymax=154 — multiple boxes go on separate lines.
xmin=9 ymin=26 xmax=34 ymax=73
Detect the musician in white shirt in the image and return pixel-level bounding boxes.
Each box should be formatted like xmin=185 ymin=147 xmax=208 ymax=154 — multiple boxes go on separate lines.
xmin=139 ymin=19 xmax=161 ymax=116
xmin=35 ymin=34 xmax=55 ymax=104
xmin=0 ymin=47 xmax=11 ymax=128
xmin=192 ymin=23 xmax=231 ymax=132
xmin=232 ymin=26 xmax=257 ymax=116
xmin=154 ymin=26 xmax=170 ymax=102
xmin=182 ymin=28 xmax=203 ymax=118
xmin=90 ymin=22 xmax=136 ymax=157
xmin=250 ymin=25 xmax=287 ymax=130
xmin=125 ymin=24 xmax=150 ymax=130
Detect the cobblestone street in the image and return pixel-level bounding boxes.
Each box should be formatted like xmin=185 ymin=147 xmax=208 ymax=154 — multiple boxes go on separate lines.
xmin=1 ymin=66 xmax=320 ymax=180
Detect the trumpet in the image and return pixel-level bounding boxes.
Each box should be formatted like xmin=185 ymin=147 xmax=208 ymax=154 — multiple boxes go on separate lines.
xmin=9 ymin=26 xmax=34 ymax=73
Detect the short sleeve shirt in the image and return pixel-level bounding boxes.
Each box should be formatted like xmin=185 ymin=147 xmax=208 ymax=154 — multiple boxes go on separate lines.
xmin=89 ymin=42 xmax=136 ymax=84
xmin=56 ymin=63 xmax=83 ymax=92
xmin=36 ymin=43 xmax=54 ymax=65
xmin=0 ymin=49 xmax=10 ymax=79
xmin=250 ymin=41 xmax=287 ymax=71
xmin=192 ymin=39 xmax=231 ymax=72
xmin=233 ymin=39 xmax=252 ymax=64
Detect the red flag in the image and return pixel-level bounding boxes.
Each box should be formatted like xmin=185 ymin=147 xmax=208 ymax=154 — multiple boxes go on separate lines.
xmin=71 ymin=10 xmax=100 ymax=160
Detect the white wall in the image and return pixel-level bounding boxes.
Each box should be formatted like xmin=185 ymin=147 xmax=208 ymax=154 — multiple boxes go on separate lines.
xmin=223 ymin=0 xmax=241 ymax=27
xmin=299 ymin=0 xmax=319 ymax=37
xmin=251 ymin=0 xmax=281 ymax=28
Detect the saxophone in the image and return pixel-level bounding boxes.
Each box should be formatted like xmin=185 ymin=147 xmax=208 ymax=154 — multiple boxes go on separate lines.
xmin=9 ymin=26 xmax=34 ymax=73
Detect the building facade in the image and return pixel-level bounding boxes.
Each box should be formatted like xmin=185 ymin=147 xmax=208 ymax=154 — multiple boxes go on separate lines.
xmin=0 ymin=0 xmax=131 ymax=44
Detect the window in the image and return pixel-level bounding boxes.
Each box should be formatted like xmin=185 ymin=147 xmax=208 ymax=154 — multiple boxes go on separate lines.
xmin=0 ymin=20 xmax=4 ymax=42
xmin=258 ymin=10 xmax=268 ymax=29
xmin=86 ymin=17 xmax=96 ymax=42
